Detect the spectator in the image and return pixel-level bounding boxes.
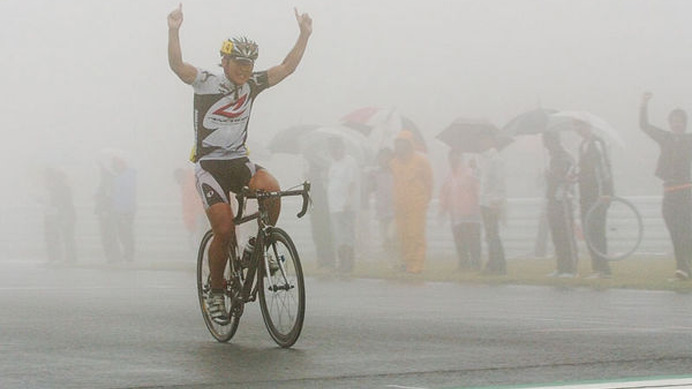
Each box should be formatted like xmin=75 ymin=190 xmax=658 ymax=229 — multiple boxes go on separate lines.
xmin=111 ymin=156 xmax=137 ymax=262
xmin=367 ymin=147 xmax=397 ymax=265
xmin=438 ymin=149 xmax=482 ymax=271
xmin=95 ymin=161 xmax=118 ymax=263
xmin=390 ymin=130 xmax=433 ymax=274
xmin=575 ymin=121 xmax=614 ymax=278
xmin=95 ymin=155 xmax=137 ymax=263
xmin=306 ymin=159 xmax=336 ymax=271
xmin=174 ymin=167 xmax=207 ymax=250
xmin=477 ymin=138 xmax=507 ymax=275
xmin=326 ymin=137 xmax=359 ymax=274
xmin=532 ymin=169 xmax=553 ymax=258
xmin=639 ymin=91 xmax=692 ymax=281
xmin=543 ymin=132 xmax=578 ymax=277
xmin=43 ymin=167 xmax=77 ymax=264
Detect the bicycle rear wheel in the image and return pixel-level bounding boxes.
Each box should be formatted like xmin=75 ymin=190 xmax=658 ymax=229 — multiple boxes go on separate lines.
xmin=197 ymin=230 xmax=240 ymax=342
xmin=584 ymin=196 xmax=643 ymax=261
xmin=258 ymin=228 xmax=305 ymax=348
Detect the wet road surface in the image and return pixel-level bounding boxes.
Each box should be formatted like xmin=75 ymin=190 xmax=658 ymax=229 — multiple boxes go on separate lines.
xmin=1 ymin=260 xmax=690 ymax=388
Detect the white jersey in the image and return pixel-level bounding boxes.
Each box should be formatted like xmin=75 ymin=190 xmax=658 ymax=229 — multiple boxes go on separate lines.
xmin=191 ymin=69 xmax=270 ymax=161
xmin=327 ymin=155 xmax=360 ymax=213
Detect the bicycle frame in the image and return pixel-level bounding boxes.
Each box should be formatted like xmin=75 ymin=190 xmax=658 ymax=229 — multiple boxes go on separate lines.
xmin=227 ymin=182 xmax=311 ymax=305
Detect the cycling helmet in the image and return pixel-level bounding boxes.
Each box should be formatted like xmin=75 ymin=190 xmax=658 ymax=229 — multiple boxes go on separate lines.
xmin=220 ymin=36 xmax=259 ymax=63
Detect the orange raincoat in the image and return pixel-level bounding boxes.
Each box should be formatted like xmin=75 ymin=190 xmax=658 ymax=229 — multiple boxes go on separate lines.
xmin=389 ymin=132 xmax=433 ymax=273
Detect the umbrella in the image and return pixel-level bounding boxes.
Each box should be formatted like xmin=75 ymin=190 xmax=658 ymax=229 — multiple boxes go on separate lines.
xmin=340 ymin=106 xmax=427 ymax=152
xmin=546 ymin=111 xmax=625 ymax=148
xmin=267 ymin=124 xmax=322 ymax=155
xmin=300 ymin=126 xmax=374 ymax=166
xmin=502 ymin=108 xmax=558 ymax=136
xmin=437 ymin=118 xmax=511 ymax=153
xmin=340 ymin=106 xmax=384 ymax=135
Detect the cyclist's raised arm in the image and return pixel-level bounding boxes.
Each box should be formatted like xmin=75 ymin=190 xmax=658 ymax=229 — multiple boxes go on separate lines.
xmin=168 ymin=4 xmax=198 ymax=85
xmin=266 ymin=8 xmax=312 ymax=87
xmin=639 ymin=91 xmax=667 ymax=143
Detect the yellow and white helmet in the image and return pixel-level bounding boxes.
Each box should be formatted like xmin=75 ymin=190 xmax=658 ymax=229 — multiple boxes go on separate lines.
xmin=220 ymin=36 xmax=259 ymax=63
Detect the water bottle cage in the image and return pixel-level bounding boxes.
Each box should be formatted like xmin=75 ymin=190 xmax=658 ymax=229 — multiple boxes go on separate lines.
xmin=239 ymin=237 xmax=256 ymax=268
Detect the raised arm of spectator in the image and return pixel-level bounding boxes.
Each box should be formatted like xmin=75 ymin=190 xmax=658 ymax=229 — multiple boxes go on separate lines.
xmin=167 ymin=4 xmax=198 ymax=85
xmin=267 ymin=8 xmax=313 ymax=87
xmin=639 ymin=92 xmax=666 ymax=143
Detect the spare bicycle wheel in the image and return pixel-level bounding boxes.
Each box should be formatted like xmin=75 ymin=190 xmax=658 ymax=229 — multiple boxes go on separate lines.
xmin=583 ymin=196 xmax=643 ymax=261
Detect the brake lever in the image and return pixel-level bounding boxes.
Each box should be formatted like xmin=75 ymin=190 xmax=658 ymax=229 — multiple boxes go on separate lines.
xmin=296 ymin=181 xmax=311 ymax=218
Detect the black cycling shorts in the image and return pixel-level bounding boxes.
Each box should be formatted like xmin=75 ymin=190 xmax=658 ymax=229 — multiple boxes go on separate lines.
xmin=195 ymin=158 xmax=264 ymax=209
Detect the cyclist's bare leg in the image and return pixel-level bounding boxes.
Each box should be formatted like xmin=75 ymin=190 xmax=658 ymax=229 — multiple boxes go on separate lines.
xmin=249 ymin=169 xmax=281 ymax=225
xmin=206 ymin=202 xmax=236 ymax=290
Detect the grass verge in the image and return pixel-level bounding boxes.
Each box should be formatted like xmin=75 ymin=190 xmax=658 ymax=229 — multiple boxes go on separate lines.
xmin=305 ymin=254 xmax=692 ymax=293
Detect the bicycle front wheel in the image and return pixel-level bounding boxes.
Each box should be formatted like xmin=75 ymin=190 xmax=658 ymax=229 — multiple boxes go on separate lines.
xmin=197 ymin=230 xmax=240 ymax=342
xmin=258 ymin=228 xmax=305 ymax=348
xmin=583 ymin=196 xmax=643 ymax=261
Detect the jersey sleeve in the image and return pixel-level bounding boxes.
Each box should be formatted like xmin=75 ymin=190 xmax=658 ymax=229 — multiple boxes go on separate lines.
xmin=249 ymin=71 xmax=270 ymax=98
xmin=191 ymin=68 xmax=218 ymax=94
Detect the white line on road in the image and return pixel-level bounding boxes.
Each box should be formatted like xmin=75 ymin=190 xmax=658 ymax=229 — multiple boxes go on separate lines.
xmin=534 ymin=377 xmax=692 ymax=389
xmin=452 ymin=377 xmax=692 ymax=389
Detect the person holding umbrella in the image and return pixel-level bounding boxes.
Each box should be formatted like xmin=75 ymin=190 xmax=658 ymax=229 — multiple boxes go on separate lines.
xmin=438 ymin=149 xmax=482 ymax=271
xmin=326 ymin=136 xmax=360 ymax=274
xmin=437 ymin=118 xmax=508 ymax=275
xmin=575 ymin=121 xmax=614 ymax=279
xmin=543 ymin=132 xmax=578 ymax=277
xmin=477 ymin=136 xmax=507 ymax=275
xmin=639 ymin=92 xmax=692 ymax=281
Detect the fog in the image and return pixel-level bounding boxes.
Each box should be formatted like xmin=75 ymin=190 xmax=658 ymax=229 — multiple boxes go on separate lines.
xmin=2 ymin=0 xmax=692 ymax=258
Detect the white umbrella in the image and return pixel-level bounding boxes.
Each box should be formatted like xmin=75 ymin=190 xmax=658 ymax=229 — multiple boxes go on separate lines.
xmin=340 ymin=106 xmax=427 ymax=152
xmin=300 ymin=126 xmax=374 ymax=166
xmin=547 ymin=111 xmax=625 ymax=148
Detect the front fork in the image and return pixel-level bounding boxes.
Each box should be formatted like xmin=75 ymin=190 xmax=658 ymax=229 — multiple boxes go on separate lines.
xmin=261 ymin=228 xmax=293 ymax=292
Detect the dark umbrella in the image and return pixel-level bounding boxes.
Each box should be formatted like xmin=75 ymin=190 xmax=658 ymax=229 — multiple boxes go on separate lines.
xmin=502 ymin=108 xmax=558 ymax=136
xmin=267 ymin=124 xmax=322 ymax=155
xmin=437 ymin=118 xmax=511 ymax=152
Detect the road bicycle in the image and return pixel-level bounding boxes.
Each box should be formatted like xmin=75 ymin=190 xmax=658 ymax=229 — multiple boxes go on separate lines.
xmin=582 ymin=195 xmax=643 ymax=261
xmin=196 ymin=182 xmax=310 ymax=348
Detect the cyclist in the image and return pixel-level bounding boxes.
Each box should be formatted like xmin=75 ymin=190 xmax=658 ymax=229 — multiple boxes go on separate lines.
xmin=167 ymin=4 xmax=313 ymax=322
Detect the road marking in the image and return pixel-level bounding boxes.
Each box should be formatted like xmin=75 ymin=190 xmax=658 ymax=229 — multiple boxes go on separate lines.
xmin=0 ymin=285 xmax=182 ymax=291
xmin=451 ymin=376 xmax=692 ymax=389
xmin=527 ymin=377 xmax=692 ymax=389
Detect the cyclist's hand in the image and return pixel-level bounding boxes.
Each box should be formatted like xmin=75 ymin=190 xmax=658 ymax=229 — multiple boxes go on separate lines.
xmin=294 ymin=8 xmax=312 ymax=36
xmin=168 ymin=3 xmax=184 ymax=30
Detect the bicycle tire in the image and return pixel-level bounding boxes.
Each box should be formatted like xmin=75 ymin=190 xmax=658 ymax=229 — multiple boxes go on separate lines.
xmin=196 ymin=230 xmax=240 ymax=342
xmin=258 ymin=228 xmax=305 ymax=348
xmin=583 ymin=196 xmax=643 ymax=261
